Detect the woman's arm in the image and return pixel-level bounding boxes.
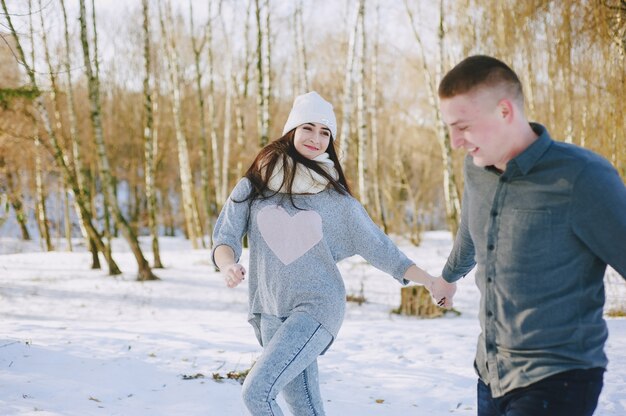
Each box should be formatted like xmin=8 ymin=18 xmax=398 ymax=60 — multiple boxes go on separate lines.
xmin=211 ymin=178 xmax=253 ymax=288
xmin=403 ymin=264 xmax=435 ymax=290
xmin=214 ymin=244 xmax=246 ymax=288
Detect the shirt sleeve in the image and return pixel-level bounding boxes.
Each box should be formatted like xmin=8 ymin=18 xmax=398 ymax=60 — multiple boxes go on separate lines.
xmin=571 ymin=160 xmax=626 ymax=279
xmin=211 ymin=178 xmax=252 ymax=268
xmin=346 ymin=198 xmax=414 ymax=285
xmin=442 ymin=165 xmax=477 ymax=283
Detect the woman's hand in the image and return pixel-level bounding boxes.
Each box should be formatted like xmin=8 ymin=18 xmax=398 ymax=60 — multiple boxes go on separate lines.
xmin=403 ymin=265 xmax=440 ymax=303
xmin=222 ymin=263 xmax=246 ymax=288
xmin=431 ymin=276 xmax=457 ymax=309
xmin=213 ymin=245 xmax=245 ymax=288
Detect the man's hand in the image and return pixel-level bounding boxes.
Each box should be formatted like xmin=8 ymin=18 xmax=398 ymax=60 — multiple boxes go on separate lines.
xmin=222 ymin=263 xmax=246 ymax=288
xmin=431 ymin=276 xmax=457 ymax=309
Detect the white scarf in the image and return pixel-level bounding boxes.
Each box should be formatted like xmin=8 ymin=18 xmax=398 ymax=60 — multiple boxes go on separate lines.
xmin=267 ymin=153 xmax=339 ymax=194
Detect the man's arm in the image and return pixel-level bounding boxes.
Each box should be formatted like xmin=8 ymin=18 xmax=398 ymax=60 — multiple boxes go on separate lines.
xmin=572 ymin=160 xmax=626 ymax=278
xmin=442 ymin=185 xmax=476 ymax=283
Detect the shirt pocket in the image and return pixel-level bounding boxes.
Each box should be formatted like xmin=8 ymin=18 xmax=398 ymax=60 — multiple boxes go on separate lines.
xmin=500 ymin=209 xmax=552 ymax=272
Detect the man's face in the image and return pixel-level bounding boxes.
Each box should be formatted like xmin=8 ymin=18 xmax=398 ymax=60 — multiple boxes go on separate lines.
xmin=440 ymin=89 xmax=511 ymax=170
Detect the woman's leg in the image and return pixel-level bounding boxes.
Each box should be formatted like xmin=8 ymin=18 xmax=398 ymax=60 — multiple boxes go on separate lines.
xmin=256 ymin=314 xmax=326 ymax=415
xmin=242 ymin=312 xmax=332 ymax=416
xmin=281 ymin=360 xmax=324 ymax=415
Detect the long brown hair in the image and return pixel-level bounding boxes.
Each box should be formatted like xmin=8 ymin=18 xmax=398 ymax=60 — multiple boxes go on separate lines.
xmin=237 ymin=129 xmax=352 ymax=208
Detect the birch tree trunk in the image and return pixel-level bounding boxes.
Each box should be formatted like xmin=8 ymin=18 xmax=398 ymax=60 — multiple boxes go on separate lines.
xmin=206 ymin=0 xmax=222 ymax=206
xmin=190 ymin=0 xmax=211 ymax=242
xmin=2 ymin=0 xmax=121 ymax=273
xmin=36 ymin=0 xmax=65 ymax=251
xmin=6 ymin=169 xmax=31 ymax=241
xmin=615 ymin=27 xmax=626 ymax=179
xmin=0 ymin=158 xmax=11 ymax=231
xmin=142 ymin=0 xmax=163 ymax=268
xmin=220 ymin=6 xmax=234 ymax=204
xmin=544 ymin=12 xmax=557 ymax=132
xmin=29 ymin=0 xmax=52 ymax=250
xmin=394 ymin=145 xmax=424 ymax=246
xmin=405 ymin=0 xmax=461 ymax=236
xmin=89 ymin=0 xmax=114 ymax=254
xmin=235 ymin=0 xmax=253 ymax=176
xmin=221 ymin=67 xmax=233 ymax=208
xmin=263 ymin=0 xmax=271 ymax=141
xmin=294 ymin=0 xmax=309 ymax=93
xmin=255 ymin=0 xmax=271 ymax=147
xmin=63 ymin=179 xmax=73 ymax=252
xmin=339 ymin=0 xmax=362 ymax=161
xmin=562 ymin=3 xmax=574 ymax=144
xmin=60 ymin=0 xmax=100 ymax=267
xmin=370 ymin=0 xmax=387 ymax=232
xmin=356 ymin=2 xmax=368 ymax=207
xmin=158 ymin=0 xmax=202 ymax=250
xmin=78 ymin=0 xmax=157 ymax=280
xmin=436 ymin=0 xmax=461 ymax=236
xmin=35 ymin=137 xmax=53 ymax=249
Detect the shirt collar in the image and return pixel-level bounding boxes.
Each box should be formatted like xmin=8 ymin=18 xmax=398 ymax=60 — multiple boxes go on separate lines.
xmin=507 ymin=122 xmax=553 ymax=176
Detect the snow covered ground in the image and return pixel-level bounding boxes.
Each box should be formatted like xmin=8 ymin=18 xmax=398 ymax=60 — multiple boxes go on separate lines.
xmin=0 ymin=232 xmax=624 ymax=415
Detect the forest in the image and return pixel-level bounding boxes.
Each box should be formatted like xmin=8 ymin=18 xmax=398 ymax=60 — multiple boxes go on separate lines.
xmin=1 ymin=0 xmax=624 ymax=280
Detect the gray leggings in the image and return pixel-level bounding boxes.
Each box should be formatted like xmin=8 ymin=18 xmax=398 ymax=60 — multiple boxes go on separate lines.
xmin=242 ymin=312 xmax=333 ymax=416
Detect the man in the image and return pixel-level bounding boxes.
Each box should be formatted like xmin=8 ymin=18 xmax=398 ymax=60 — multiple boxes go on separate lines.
xmin=431 ymin=55 xmax=626 ymax=415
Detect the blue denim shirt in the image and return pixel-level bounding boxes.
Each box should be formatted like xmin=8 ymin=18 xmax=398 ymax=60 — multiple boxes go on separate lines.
xmin=442 ymin=123 xmax=626 ymax=397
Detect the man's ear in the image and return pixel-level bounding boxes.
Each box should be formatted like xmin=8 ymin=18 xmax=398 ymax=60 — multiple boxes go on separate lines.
xmin=498 ymin=98 xmax=515 ymax=122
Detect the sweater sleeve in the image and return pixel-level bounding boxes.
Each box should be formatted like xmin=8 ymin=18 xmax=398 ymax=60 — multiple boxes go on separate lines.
xmin=346 ymin=198 xmax=414 ymax=284
xmin=571 ymin=160 xmax=626 ymax=279
xmin=211 ymin=178 xmax=252 ymax=268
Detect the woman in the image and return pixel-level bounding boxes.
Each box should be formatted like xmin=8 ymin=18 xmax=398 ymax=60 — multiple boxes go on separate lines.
xmin=212 ymin=91 xmax=439 ymax=415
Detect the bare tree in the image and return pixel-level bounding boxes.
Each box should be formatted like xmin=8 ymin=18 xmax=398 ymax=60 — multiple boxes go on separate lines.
xmin=78 ymin=0 xmax=157 ymax=280
xmin=142 ymin=0 xmax=163 ymax=268
xmin=6 ymin=169 xmax=31 ymax=241
xmin=30 ymin=0 xmax=52 ymax=250
xmin=33 ymin=133 xmax=52 ymax=249
xmin=293 ymin=0 xmax=309 ymax=93
xmin=356 ymin=1 xmax=368 ymax=206
xmin=90 ymin=0 xmax=114 ymax=258
xmin=158 ymin=0 xmax=202 ymax=250
xmin=190 ymin=0 xmax=212 ymax=238
xmin=1 ymin=0 xmax=122 ymax=274
xmin=60 ymin=0 xmax=104 ymax=269
xmin=370 ymin=0 xmax=387 ymax=231
xmin=206 ymin=0 xmax=222 ymax=206
xmin=219 ymin=3 xmax=234 ymax=206
xmin=405 ymin=0 xmax=461 ymax=236
xmin=62 ymin=176 xmax=72 ymax=251
xmin=235 ymin=0 xmax=253 ymax=176
xmin=255 ymin=0 xmax=271 ymax=147
xmin=339 ymin=0 xmax=363 ymax=161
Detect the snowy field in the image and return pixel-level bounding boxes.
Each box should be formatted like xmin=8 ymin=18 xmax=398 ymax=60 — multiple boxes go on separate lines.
xmin=0 ymin=232 xmax=625 ymax=415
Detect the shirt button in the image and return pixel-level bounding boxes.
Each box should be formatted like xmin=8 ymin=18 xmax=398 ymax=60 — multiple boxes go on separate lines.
xmin=491 ymin=210 xmax=498 ymax=217
xmin=487 ymin=311 xmax=493 ymax=317
xmin=487 ymin=244 xmax=495 ymax=251
xmin=487 ymin=277 xmax=493 ymax=283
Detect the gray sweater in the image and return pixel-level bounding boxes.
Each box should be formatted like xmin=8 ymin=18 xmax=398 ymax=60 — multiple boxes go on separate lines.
xmin=212 ymin=178 xmax=413 ymax=347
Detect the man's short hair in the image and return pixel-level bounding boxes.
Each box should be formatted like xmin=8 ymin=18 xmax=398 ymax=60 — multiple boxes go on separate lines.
xmin=438 ymin=55 xmax=524 ymax=104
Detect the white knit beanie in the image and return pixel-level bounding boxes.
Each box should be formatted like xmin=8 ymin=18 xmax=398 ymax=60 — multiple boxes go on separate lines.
xmin=282 ymin=91 xmax=337 ymax=138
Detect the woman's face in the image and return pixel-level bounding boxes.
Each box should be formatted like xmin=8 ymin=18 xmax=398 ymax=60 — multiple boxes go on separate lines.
xmin=293 ymin=122 xmax=331 ymax=159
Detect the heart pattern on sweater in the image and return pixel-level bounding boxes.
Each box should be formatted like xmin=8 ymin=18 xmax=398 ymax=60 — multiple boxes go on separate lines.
xmin=256 ymin=205 xmax=323 ymax=266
